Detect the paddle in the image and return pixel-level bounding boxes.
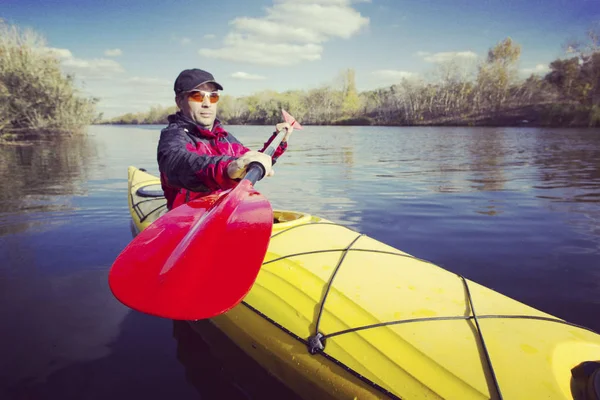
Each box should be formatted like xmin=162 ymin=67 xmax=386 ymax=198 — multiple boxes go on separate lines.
xmin=108 ymin=110 xmax=302 ymax=320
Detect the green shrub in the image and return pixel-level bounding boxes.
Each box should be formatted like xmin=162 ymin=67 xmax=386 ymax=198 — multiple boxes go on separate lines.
xmin=332 ymin=116 xmax=373 ymax=126
xmin=589 ymin=105 xmax=600 ymax=127
xmin=0 ymin=20 xmax=97 ymax=140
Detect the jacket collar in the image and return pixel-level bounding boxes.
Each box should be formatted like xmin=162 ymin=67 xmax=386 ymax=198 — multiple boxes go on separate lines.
xmin=168 ymin=112 xmax=227 ymax=139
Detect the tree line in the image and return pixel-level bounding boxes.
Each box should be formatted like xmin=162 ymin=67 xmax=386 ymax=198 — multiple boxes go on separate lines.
xmin=107 ymin=28 xmax=600 ymax=128
xmin=2 ymin=19 xmax=598 ymax=144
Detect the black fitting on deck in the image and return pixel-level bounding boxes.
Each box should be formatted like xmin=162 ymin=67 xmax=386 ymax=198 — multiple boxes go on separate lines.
xmin=571 ymin=361 xmax=600 ymax=400
xmin=307 ymin=332 xmax=326 ymax=354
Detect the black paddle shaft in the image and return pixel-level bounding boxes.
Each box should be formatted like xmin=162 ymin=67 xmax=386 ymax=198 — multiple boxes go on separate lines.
xmin=244 ymin=127 xmax=288 ymax=185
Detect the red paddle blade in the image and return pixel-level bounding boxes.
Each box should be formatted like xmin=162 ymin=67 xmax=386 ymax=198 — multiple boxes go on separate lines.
xmin=282 ymin=108 xmax=303 ymax=130
xmin=108 ymin=180 xmax=273 ymax=320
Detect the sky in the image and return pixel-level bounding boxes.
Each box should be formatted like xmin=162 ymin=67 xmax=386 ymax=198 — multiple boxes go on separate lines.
xmin=3 ymin=0 xmax=599 ymax=118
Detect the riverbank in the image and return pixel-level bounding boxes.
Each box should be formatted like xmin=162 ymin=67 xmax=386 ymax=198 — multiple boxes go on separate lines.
xmin=0 ymin=129 xmax=83 ymax=146
xmin=96 ymin=103 xmax=600 ymax=129
xmin=404 ymin=103 xmax=600 ymax=128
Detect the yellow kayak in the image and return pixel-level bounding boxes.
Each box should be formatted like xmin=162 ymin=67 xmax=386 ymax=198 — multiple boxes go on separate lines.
xmin=127 ymin=166 xmax=600 ymax=400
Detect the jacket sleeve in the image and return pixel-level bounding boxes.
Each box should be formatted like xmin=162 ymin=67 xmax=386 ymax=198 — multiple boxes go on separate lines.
xmin=259 ymin=132 xmax=288 ymax=164
xmin=157 ymin=127 xmax=240 ymax=192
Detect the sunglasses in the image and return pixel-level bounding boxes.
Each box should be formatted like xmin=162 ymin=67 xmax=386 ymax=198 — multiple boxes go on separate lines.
xmin=187 ymin=90 xmax=220 ymax=104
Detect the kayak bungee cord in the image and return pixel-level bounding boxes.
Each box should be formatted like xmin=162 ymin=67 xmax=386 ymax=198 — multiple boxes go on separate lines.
xmin=130 ymin=168 xmax=167 ymax=223
xmin=460 ymin=275 xmax=503 ymax=400
xmin=239 ymin=300 xmax=402 ymax=400
xmin=269 ymin=222 xmax=598 ymax=335
xmin=309 ymin=232 xmax=364 ymax=354
xmin=131 ymin=196 xmax=167 ymax=223
xmin=274 ymin=222 xmax=504 ymax=399
xmin=267 ymin=221 xmax=599 ymax=399
xmin=320 ymin=312 xmax=597 ymax=338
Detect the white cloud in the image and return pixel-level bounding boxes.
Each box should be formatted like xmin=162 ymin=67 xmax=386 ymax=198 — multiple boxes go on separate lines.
xmin=201 ymin=35 xmax=322 ymax=66
xmin=372 ymin=70 xmax=416 ymax=80
xmin=41 ymin=48 xmax=174 ymax=118
xmin=109 ymin=76 xmax=173 ymax=100
xmin=368 ymin=69 xmax=418 ymax=88
xmin=125 ymin=77 xmax=171 ymax=86
xmin=418 ymin=51 xmax=478 ymax=63
xmin=203 ymin=34 xmax=216 ymax=40
xmin=42 ymin=47 xmax=124 ymax=80
xmin=231 ymin=71 xmax=267 ymax=80
xmin=62 ymin=57 xmax=124 ymax=77
xmin=104 ymin=48 xmax=122 ymax=57
xmin=43 ymin=47 xmax=73 ymax=59
xmin=199 ymin=0 xmax=369 ymax=66
xmin=273 ymin=0 xmax=371 ymax=4
xmin=170 ymin=35 xmax=191 ymax=45
xmin=521 ymin=64 xmax=550 ymax=75
xmin=229 ymin=18 xmax=326 ymax=44
xmin=84 ymin=76 xmax=175 ymax=118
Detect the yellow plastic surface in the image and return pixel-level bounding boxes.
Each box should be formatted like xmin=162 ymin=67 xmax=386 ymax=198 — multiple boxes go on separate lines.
xmin=128 ymin=166 xmax=600 ymax=400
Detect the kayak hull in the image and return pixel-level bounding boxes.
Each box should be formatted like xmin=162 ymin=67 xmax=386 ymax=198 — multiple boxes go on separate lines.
xmin=126 ymin=166 xmax=600 ymax=400
xmin=194 ymin=303 xmax=384 ymax=400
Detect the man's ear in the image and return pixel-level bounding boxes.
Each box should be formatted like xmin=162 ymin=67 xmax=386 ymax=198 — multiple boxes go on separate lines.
xmin=175 ymin=95 xmax=182 ymax=110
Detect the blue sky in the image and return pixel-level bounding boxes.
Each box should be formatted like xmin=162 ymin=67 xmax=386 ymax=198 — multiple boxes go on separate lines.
xmin=3 ymin=0 xmax=598 ymax=118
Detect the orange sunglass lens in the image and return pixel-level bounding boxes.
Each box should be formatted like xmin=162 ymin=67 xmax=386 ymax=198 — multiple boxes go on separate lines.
xmin=188 ymin=91 xmax=219 ymax=103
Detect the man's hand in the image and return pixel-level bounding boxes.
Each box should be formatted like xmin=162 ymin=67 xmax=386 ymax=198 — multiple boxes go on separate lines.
xmin=227 ymin=151 xmax=273 ymax=180
xmin=275 ymin=122 xmax=294 ymax=142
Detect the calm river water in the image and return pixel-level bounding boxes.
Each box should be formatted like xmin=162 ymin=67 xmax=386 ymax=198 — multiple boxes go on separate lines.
xmin=1 ymin=125 xmax=599 ymax=399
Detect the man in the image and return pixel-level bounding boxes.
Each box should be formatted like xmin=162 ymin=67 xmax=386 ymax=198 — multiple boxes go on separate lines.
xmin=157 ymin=68 xmax=292 ymax=210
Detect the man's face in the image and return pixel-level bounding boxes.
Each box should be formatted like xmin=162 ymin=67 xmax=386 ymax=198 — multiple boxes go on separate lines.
xmin=177 ymin=82 xmax=219 ymax=130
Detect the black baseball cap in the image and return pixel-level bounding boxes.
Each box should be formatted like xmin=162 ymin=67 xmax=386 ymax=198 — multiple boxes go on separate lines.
xmin=174 ymin=68 xmax=224 ymax=94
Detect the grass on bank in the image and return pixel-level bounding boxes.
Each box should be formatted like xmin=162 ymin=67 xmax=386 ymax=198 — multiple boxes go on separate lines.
xmin=0 ymin=20 xmax=97 ymax=142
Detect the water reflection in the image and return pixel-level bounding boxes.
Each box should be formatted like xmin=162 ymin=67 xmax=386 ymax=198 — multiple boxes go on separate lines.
xmin=0 ymin=264 xmax=128 ymax=392
xmin=529 ymin=129 xmax=600 ymax=254
xmin=0 ymin=135 xmax=97 ymax=236
xmin=173 ymin=320 xmax=301 ymax=399
xmin=532 ymin=129 xmax=600 ymax=201
xmin=420 ymin=127 xmax=600 ymax=218
xmin=245 ymin=126 xmax=363 ymax=228
xmin=2 ymin=309 xmax=198 ymax=400
xmin=466 ymin=128 xmax=509 ymax=192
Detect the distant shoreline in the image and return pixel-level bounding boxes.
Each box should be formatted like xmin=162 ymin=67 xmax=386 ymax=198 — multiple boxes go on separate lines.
xmin=96 ymin=104 xmax=600 ymax=129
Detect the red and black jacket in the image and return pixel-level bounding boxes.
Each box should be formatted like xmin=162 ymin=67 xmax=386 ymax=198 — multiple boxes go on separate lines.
xmin=157 ymin=112 xmax=287 ymax=210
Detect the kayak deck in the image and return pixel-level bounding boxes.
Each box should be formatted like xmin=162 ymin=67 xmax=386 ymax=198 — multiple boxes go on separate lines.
xmin=127 ymin=166 xmax=600 ymax=400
